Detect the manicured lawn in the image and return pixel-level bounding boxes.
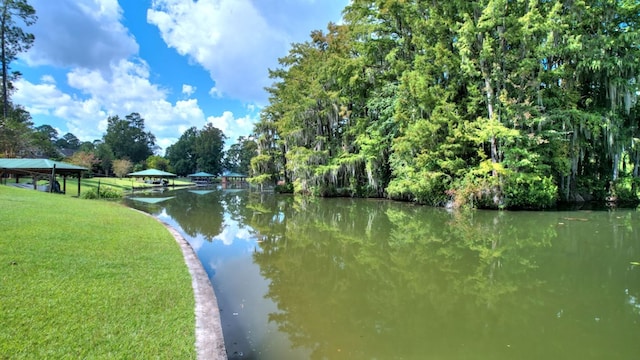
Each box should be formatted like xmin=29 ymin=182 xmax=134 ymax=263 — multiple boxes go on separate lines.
xmin=10 ymin=176 xmax=196 ymax=198
xmin=0 ymin=186 xmax=196 ymax=359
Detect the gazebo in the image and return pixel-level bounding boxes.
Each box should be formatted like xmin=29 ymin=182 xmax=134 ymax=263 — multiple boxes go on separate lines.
xmin=187 ymin=171 xmax=215 ymax=186
xmin=221 ymin=171 xmax=247 ymax=183
xmin=0 ymin=158 xmax=87 ymax=196
xmin=128 ymin=169 xmax=177 ymax=187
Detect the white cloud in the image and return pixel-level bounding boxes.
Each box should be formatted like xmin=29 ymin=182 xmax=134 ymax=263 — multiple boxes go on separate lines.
xmin=206 ymin=111 xmax=256 ymax=142
xmin=15 ymin=59 xmax=211 ymax=153
xmin=182 ymin=84 xmax=196 ymax=96
xmin=209 ymin=87 xmax=223 ymax=98
xmin=148 ymin=0 xmax=289 ymax=103
xmin=26 ymin=0 xmax=138 ymax=72
xmin=41 ymin=75 xmax=56 ymax=84
xmin=14 ymin=0 xmax=347 ymax=154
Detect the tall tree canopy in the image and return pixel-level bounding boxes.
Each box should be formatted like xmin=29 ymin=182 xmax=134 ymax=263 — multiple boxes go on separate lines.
xmin=252 ymin=0 xmax=640 ymax=209
xmin=165 ymin=123 xmax=226 ymax=176
xmin=166 ymin=126 xmax=198 ymax=176
xmin=103 ymin=112 xmax=156 ymax=165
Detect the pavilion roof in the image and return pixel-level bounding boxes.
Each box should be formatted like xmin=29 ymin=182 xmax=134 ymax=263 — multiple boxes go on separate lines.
xmin=127 ymin=169 xmax=176 ymax=177
xmin=187 ymin=171 xmax=215 ymax=178
xmin=0 ymin=158 xmax=87 ymax=175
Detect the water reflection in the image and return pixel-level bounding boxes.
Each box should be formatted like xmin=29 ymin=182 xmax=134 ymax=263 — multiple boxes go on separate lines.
xmin=124 ymin=190 xmax=640 ymax=359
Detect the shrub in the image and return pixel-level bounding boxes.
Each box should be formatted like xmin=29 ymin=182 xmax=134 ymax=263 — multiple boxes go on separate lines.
xmin=82 ymin=186 xmax=123 ymax=200
xmin=503 ymin=173 xmax=558 ymax=209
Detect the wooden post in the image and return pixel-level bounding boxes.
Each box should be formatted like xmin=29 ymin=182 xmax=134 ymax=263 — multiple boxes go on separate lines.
xmin=77 ymin=172 xmax=81 ymax=197
xmin=50 ymin=164 xmax=56 ymax=193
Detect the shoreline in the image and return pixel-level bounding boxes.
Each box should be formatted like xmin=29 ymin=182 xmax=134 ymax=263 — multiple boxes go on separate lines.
xmin=136 ymin=210 xmax=227 ymax=359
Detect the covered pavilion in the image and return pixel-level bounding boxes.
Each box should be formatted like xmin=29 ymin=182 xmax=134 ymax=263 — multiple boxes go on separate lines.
xmin=221 ymin=171 xmax=247 ymax=183
xmin=0 ymin=158 xmax=87 ymax=196
xmin=187 ymin=171 xmax=215 ymax=186
xmin=128 ymin=169 xmax=177 ymax=187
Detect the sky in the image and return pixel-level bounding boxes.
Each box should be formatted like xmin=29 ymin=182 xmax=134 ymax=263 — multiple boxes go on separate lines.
xmin=12 ymin=0 xmax=348 ymax=153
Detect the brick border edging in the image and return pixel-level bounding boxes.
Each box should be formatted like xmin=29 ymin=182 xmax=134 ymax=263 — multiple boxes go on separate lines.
xmin=134 ymin=209 xmax=227 ymax=359
xmin=161 ymin=223 xmax=227 ymax=360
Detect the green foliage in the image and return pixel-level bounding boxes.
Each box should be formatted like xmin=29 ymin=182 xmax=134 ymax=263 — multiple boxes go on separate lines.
xmin=503 ymin=173 xmax=558 ymax=209
xmin=387 ymin=170 xmax=449 ymax=206
xmin=103 ymin=113 xmax=156 ymax=164
xmin=224 ymin=136 xmax=258 ymax=175
xmin=275 ymin=182 xmax=294 ymax=194
xmin=250 ymin=0 xmax=640 ymax=209
xmin=81 ymin=186 xmax=123 ymax=200
xmin=165 ymin=124 xmax=226 ymax=176
xmin=195 ymin=123 xmax=226 ymax=175
xmin=146 ymin=155 xmax=170 ymax=172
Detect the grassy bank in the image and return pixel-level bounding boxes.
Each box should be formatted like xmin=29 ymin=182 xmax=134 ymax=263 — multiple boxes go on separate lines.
xmin=0 ymin=186 xmax=195 ymax=359
xmin=7 ymin=176 xmax=196 ymax=198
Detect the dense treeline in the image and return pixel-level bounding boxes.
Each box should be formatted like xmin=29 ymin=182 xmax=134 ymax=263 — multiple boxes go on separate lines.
xmin=251 ymin=0 xmax=640 ymax=209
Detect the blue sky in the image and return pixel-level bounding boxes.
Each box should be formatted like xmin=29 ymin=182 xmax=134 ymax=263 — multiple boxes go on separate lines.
xmin=13 ymin=0 xmax=348 ymax=153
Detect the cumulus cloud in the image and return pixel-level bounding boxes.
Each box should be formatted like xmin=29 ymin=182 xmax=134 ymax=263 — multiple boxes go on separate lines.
xmin=182 ymin=84 xmax=196 ymax=96
xmin=25 ymin=0 xmax=138 ymax=72
xmin=148 ymin=0 xmax=289 ymax=103
xmin=14 ymin=0 xmax=347 ymax=153
xmin=15 ymin=59 xmax=209 ymax=152
xmin=207 ymin=111 xmax=256 ymax=142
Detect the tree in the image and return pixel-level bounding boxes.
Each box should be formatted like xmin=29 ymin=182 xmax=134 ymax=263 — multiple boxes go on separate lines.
xmin=251 ymin=0 xmax=640 ymax=208
xmin=0 ymin=103 xmax=31 ymax=157
xmin=0 ymin=0 xmax=36 ymax=118
xmin=103 ymin=113 xmax=156 ymax=164
xmin=165 ymin=126 xmax=198 ymax=176
xmin=146 ymin=155 xmax=170 ymax=171
xmin=112 ymin=158 xmax=133 ymax=178
xmin=224 ymin=136 xmax=258 ymax=174
xmin=195 ymin=123 xmax=226 ymax=176
xmin=56 ymin=132 xmax=81 ymax=150
xmin=32 ymin=124 xmax=60 ymax=159
xmin=67 ymin=151 xmax=98 ymax=176
xmin=94 ymin=142 xmax=114 ymax=176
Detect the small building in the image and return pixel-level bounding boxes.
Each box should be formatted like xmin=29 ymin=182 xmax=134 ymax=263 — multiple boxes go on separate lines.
xmin=221 ymin=171 xmax=247 ymax=183
xmin=187 ymin=171 xmax=215 ymax=186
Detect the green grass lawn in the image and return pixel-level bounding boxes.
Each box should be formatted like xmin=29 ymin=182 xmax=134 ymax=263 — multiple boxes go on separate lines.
xmin=9 ymin=176 xmax=197 ymax=198
xmin=0 ymin=186 xmax=196 ymax=359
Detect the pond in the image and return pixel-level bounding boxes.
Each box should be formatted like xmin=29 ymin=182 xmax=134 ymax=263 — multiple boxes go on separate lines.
xmin=124 ymin=188 xmax=640 ymax=360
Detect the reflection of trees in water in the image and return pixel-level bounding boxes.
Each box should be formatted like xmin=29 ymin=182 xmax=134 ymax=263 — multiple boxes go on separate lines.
xmin=246 ymin=195 xmax=640 ymax=359
xmin=163 ymin=190 xmax=225 ymax=241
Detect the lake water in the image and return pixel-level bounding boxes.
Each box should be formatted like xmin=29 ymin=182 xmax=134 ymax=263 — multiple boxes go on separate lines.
xmin=124 ymin=188 xmax=640 ymax=360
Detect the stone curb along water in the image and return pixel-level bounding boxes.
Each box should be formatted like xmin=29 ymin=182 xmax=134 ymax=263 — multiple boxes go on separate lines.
xmin=133 ymin=209 xmax=227 ymax=360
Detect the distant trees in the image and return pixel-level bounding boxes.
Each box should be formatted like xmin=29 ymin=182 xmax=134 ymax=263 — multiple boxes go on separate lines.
xmin=224 ymin=136 xmax=258 ymax=175
xmin=56 ymin=132 xmax=81 ymax=150
xmin=146 ymin=155 xmax=170 ymax=172
xmin=103 ymin=112 xmax=157 ymax=165
xmin=165 ymin=123 xmax=226 ymax=176
xmin=165 ymin=126 xmax=197 ymax=175
xmin=196 ymin=123 xmax=226 ymax=175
